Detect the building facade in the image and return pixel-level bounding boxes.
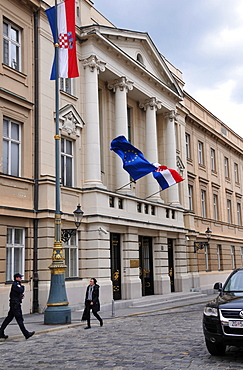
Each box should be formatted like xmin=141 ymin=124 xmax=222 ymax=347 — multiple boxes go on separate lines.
xmin=0 ymin=0 xmax=242 ymax=317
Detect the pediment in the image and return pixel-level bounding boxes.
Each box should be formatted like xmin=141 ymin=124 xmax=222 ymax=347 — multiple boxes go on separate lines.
xmin=57 ymin=104 xmax=85 ymax=138
xmin=80 ymin=25 xmax=183 ymax=98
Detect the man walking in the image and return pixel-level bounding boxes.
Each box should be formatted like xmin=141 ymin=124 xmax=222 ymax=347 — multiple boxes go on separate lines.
xmin=0 ymin=273 xmax=35 ymax=340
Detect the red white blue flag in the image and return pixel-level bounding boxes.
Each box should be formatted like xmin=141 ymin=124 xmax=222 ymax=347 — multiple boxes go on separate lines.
xmin=45 ymin=0 xmax=79 ymax=80
xmin=153 ymin=165 xmax=184 ymax=190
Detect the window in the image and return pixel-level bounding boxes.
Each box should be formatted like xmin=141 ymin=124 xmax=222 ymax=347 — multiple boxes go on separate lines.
xmin=6 ymin=228 xmax=25 ymax=281
xmin=198 ymin=141 xmax=204 ymax=165
xmin=188 ymin=185 xmax=193 ymax=211
xmin=144 ymin=204 xmax=148 ymax=214
xmin=61 ymin=137 xmax=73 ymax=187
xmin=217 ymin=245 xmax=222 ymax=270
xmin=201 ymin=190 xmax=206 ymax=218
xmin=213 ymin=194 xmax=218 ymax=221
xmin=151 ymin=205 xmax=155 ymax=216
xmin=227 ymin=199 xmax=232 ymax=223
xmin=60 ymin=78 xmax=73 ymax=95
xmin=3 ymin=118 xmax=21 ymax=176
xmin=237 ymin=203 xmax=242 ymax=226
xmin=231 ymin=246 xmax=235 ymax=269
xmin=64 ymin=233 xmax=78 ymax=278
xmin=185 ymin=134 xmax=191 ymax=159
xmin=210 ymin=148 xmax=216 ymax=171
xmin=109 ymin=196 xmax=115 ymax=208
xmin=234 ymin=163 xmax=239 ymax=183
xmin=205 ymin=245 xmax=209 ymax=271
xmin=118 ymin=198 xmax=123 ymax=209
xmin=3 ymin=19 xmax=21 ymax=71
xmin=137 ymin=202 xmax=142 ymax=213
xmin=224 ymin=157 xmax=229 ymax=178
xmin=127 ymin=107 xmax=132 ymax=143
xmin=136 ymin=53 xmax=144 ymax=64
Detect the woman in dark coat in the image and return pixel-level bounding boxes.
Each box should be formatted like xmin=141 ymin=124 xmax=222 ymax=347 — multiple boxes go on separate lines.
xmin=82 ymin=278 xmax=103 ymax=329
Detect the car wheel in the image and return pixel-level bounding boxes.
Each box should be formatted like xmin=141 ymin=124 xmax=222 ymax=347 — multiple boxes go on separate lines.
xmin=205 ymin=338 xmax=226 ymax=356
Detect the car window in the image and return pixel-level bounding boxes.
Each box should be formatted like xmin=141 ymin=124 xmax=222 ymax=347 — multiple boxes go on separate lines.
xmin=224 ymin=271 xmax=243 ymax=292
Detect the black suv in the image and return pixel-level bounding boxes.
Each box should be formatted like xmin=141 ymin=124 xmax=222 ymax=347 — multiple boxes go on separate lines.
xmin=203 ymin=268 xmax=243 ymax=355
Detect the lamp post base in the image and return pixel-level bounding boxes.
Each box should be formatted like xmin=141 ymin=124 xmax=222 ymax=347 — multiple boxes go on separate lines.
xmin=44 ymin=305 xmax=71 ymax=325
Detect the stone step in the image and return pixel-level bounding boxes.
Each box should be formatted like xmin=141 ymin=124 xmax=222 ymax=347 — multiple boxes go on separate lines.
xmin=128 ymin=292 xmax=207 ymax=309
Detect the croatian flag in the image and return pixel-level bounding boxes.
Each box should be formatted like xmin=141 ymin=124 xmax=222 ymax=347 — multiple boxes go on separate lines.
xmin=45 ymin=0 xmax=79 ymax=80
xmin=153 ymin=165 xmax=184 ymax=190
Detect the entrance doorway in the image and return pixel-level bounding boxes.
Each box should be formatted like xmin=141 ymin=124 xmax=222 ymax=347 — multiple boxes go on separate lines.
xmin=168 ymin=238 xmax=175 ymax=292
xmin=110 ymin=233 xmax=121 ymax=300
xmin=139 ymin=236 xmax=154 ymax=296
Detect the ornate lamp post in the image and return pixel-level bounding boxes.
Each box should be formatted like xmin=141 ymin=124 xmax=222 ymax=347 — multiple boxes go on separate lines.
xmin=194 ymin=227 xmax=212 ymax=253
xmin=44 ymin=204 xmax=83 ymax=324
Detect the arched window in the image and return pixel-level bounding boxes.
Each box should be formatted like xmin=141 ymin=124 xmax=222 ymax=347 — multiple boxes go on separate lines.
xmin=137 ymin=53 xmax=144 ymax=65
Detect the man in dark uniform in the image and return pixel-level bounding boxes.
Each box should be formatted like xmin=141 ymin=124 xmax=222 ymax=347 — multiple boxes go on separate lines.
xmin=0 ymin=273 xmax=35 ymax=340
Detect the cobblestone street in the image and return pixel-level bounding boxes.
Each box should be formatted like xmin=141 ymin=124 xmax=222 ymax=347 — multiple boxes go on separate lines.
xmin=1 ymin=303 xmax=243 ymax=369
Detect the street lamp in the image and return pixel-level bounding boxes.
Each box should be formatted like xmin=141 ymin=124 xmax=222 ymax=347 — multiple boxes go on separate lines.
xmin=44 ymin=204 xmax=84 ymax=324
xmin=61 ymin=204 xmax=84 ymax=243
xmin=194 ymin=227 xmax=212 ymax=253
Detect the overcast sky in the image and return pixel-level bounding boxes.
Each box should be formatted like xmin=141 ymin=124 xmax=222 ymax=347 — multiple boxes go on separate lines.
xmin=93 ymin=0 xmax=243 ymax=138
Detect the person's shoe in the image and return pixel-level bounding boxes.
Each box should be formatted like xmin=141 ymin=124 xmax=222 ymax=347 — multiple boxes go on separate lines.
xmin=100 ymin=319 xmax=103 ymax=327
xmin=0 ymin=333 xmax=8 ymax=339
xmin=84 ymin=326 xmax=91 ymax=329
xmin=25 ymin=331 xmax=35 ymax=339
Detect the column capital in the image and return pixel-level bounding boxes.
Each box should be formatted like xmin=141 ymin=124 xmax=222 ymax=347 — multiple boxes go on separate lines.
xmin=139 ymin=97 xmax=162 ymax=111
xmin=81 ymin=55 xmax=106 ymax=73
xmin=108 ymin=76 xmax=134 ymax=93
xmin=164 ymin=109 xmax=179 ymax=122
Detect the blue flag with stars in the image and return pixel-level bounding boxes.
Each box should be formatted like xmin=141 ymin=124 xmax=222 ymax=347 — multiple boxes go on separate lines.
xmin=110 ymin=136 xmax=157 ymax=181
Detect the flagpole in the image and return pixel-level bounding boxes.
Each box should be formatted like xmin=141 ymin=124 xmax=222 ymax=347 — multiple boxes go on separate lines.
xmin=115 ymin=180 xmax=136 ymax=192
xmin=44 ymin=0 xmax=71 ymax=325
xmin=144 ymin=189 xmax=162 ymax=200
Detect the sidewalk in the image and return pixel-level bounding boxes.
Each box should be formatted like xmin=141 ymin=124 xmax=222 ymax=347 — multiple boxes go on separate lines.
xmin=0 ymin=291 xmax=216 ymax=340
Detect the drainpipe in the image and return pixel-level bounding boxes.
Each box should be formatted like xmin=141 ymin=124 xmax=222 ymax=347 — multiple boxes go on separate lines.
xmin=33 ymin=8 xmax=39 ymax=313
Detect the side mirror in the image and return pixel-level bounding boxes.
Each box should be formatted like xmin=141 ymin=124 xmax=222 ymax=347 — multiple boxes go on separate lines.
xmin=214 ymin=282 xmax=222 ymax=291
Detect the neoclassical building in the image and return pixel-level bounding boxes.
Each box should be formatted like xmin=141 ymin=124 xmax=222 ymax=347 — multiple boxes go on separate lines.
xmin=0 ymin=0 xmax=242 ymax=316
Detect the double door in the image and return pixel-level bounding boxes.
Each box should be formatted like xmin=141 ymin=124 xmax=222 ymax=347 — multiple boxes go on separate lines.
xmin=110 ymin=233 xmax=121 ymax=300
xmin=139 ymin=236 xmax=154 ymax=296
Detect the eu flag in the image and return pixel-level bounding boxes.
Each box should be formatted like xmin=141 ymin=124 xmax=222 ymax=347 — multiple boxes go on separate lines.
xmin=110 ymin=136 xmax=157 ymax=181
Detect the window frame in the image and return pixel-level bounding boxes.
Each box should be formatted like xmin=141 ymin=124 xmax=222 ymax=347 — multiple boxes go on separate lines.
xmin=3 ymin=117 xmax=21 ymax=177
xmin=231 ymin=246 xmax=235 ymax=270
xmin=185 ymin=133 xmax=191 ymax=159
xmin=227 ymin=199 xmax=232 ymax=223
xmin=217 ymin=244 xmax=222 ymax=270
xmin=60 ymin=78 xmax=73 ymax=95
xmin=61 ymin=137 xmax=74 ymax=187
xmin=237 ymin=202 xmax=242 ymax=226
xmin=3 ymin=19 xmax=21 ymax=71
xmin=64 ymin=232 xmax=78 ymax=278
xmin=213 ymin=194 xmax=218 ymax=221
xmin=198 ymin=141 xmax=204 ymax=165
xmin=6 ymin=227 xmax=25 ymax=281
xmin=201 ymin=189 xmax=206 ymax=218
xmin=224 ymin=157 xmax=229 ymax=179
xmin=188 ymin=185 xmax=193 ymax=211
xmin=234 ymin=163 xmax=239 ymax=183
xmin=210 ymin=148 xmax=216 ymax=171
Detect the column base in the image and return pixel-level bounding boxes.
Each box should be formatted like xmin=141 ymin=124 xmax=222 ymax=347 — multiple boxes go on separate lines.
xmin=44 ymin=305 xmax=71 ymax=325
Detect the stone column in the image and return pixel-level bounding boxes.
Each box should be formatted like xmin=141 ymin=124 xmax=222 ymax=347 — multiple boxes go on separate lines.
xmin=82 ymin=55 xmax=106 ymax=186
xmin=140 ymin=98 xmax=161 ymax=200
xmin=108 ymin=77 xmax=134 ymax=192
xmin=164 ymin=110 xmax=180 ymax=204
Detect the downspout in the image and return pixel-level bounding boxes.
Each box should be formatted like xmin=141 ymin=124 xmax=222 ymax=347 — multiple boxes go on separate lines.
xmin=33 ymin=8 xmax=39 ymax=313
